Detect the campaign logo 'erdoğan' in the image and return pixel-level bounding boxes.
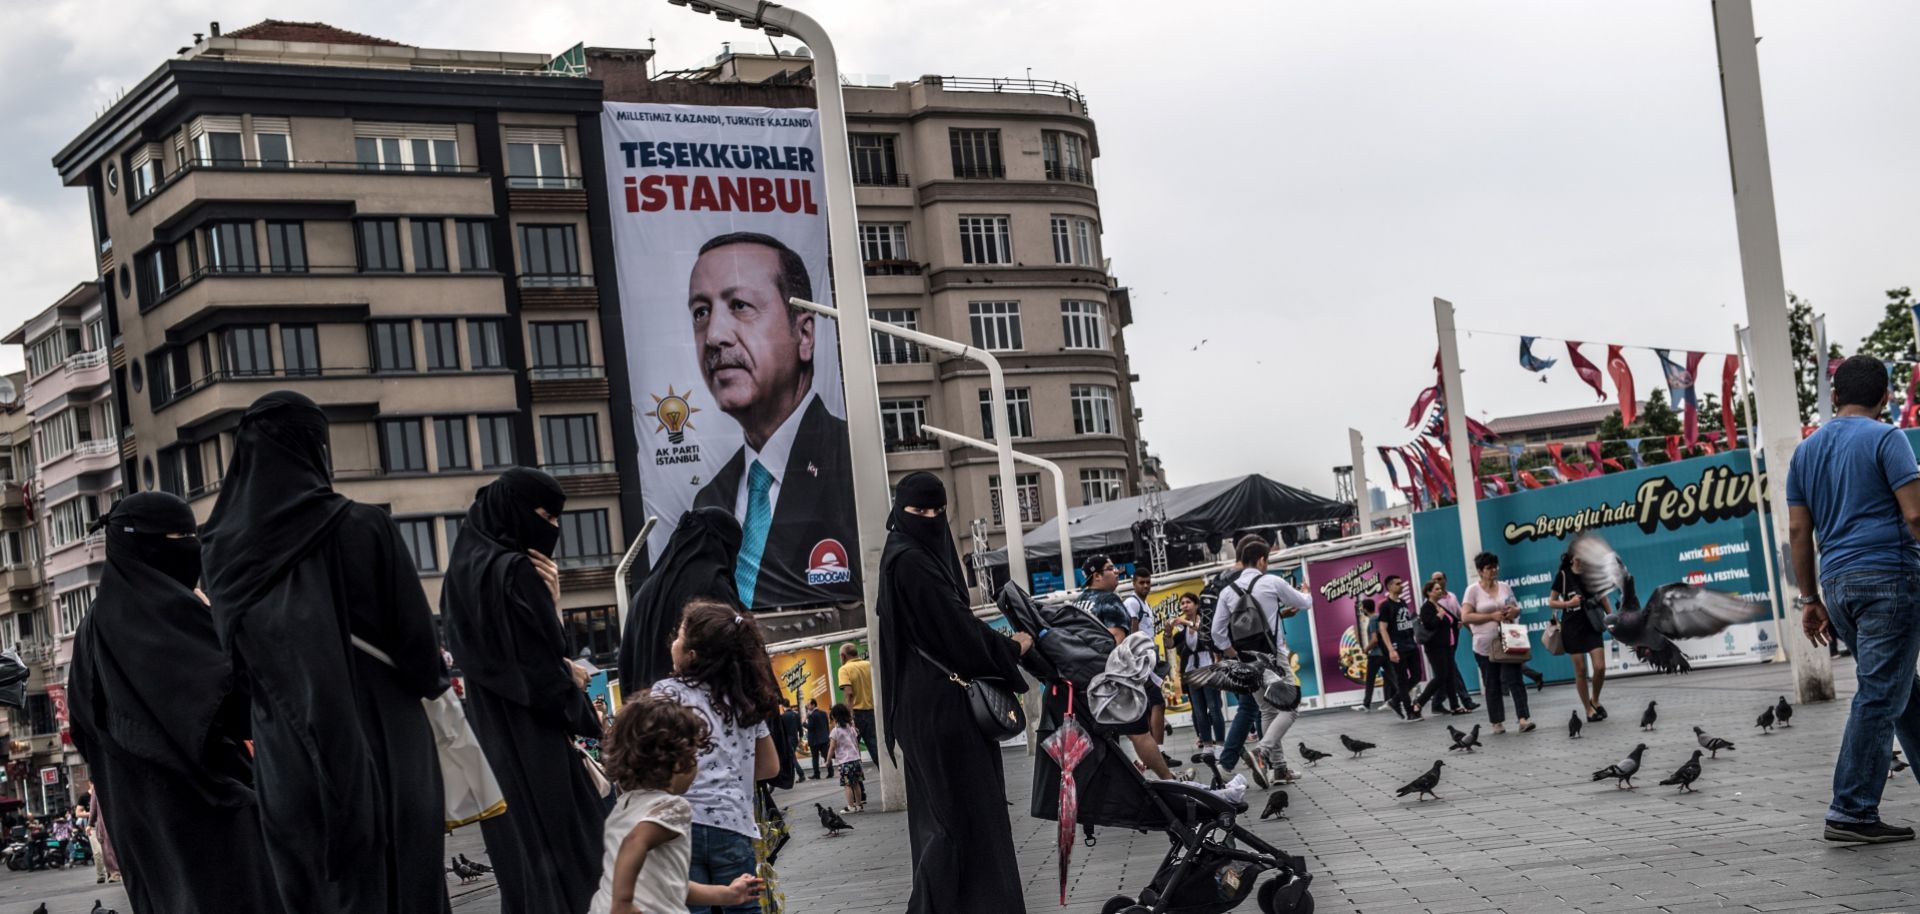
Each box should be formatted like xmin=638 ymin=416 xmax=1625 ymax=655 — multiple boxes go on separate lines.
xmin=807 ymin=539 xmax=853 ymax=586
xmin=646 ymin=386 xmax=701 ymax=444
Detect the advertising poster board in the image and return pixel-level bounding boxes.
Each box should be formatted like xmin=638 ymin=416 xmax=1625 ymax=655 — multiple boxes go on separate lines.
xmin=1305 ymin=543 xmax=1417 ymax=707
xmin=771 ymin=646 xmax=834 ymax=711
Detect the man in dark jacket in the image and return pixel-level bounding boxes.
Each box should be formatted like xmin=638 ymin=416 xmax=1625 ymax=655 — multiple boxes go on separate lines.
xmin=804 ymin=700 xmax=831 ymax=779
xmin=778 ymin=700 xmax=805 ymax=782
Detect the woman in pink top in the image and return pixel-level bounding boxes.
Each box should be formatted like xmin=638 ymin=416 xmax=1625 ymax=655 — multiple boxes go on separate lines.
xmin=1460 ymin=552 xmax=1533 ymax=733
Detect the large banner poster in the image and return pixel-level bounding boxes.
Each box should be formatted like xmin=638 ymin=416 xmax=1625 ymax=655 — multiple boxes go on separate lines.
xmin=603 ymin=102 xmax=859 ymax=609
xmin=1412 ymin=450 xmax=1780 ymax=689
xmin=1306 ymin=543 xmax=1417 ymax=706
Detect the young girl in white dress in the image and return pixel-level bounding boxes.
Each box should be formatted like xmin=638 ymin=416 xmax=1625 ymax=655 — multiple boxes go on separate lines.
xmin=588 ymin=697 xmax=763 ymax=914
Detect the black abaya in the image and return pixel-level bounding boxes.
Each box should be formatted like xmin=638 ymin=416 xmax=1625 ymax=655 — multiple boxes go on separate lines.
xmin=67 ymin=494 xmax=280 ymax=913
xmin=442 ymin=469 xmax=604 ymax=914
xmin=874 ymin=473 xmax=1027 ymax=914
xmin=619 ymin=506 xmax=742 ymax=692
xmin=201 ymin=391 xmax=451 ymax=914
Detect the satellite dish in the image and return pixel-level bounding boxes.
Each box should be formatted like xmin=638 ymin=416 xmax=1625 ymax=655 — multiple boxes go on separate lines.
xmin=0 ymin=378 xmax=18 ymax=408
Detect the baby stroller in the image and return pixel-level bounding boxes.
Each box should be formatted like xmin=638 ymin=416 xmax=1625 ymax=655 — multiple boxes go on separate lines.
xmin=999 ymin=585 xmax=1314 ymax=914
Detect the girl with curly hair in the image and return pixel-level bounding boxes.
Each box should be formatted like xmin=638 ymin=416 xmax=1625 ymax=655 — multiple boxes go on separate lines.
xmin=650 ymin=598 xmax=782 ymax=914
xmin=588 ymin=697 xmax=763 ymax=914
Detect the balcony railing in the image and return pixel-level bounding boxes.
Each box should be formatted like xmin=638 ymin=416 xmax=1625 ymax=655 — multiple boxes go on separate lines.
xmin=129 ymin=157 xmax=485 ymax=212
xmin=951 ymin=164 xmax=1006 ymax=180
xmin=519 ymin=273 xmax=594 ymax=289
xmin=73 ymin=440 xmax=116 ymax=459
xmin=63 ymin=350 xmax=107 ymax=373
xmin=506 ymin=175 xmax=585 ymax=190
xmin=928 ymin=75 xmax=1090 ymax=111
xmin=1045 ymin=164 xmax=1094 ymax=185
xmin=556 ymin=552 xmax=616 ymax=570
xmin=885 ymin=436 xmax=940 ymax=453
xmin=542 ymin=461 xmax=616 ymax=477
xmin=530 ymin=365 xmax=606 ymax=381
xmin=852 ymin=171 xmax=910 ymax=187
xmin=863 ymin=259 xmax=923 ymax=277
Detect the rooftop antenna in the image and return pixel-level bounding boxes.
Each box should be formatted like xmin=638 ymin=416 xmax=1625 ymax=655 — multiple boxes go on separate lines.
xmin=647 ymin=31 xmax=656 ymax=78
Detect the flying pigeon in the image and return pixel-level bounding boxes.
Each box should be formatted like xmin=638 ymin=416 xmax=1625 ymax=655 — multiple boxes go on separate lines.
xmin=1755 ymin=706 xmax=1775 ymax=734
xmin=1568 ymin=710 xmax=1583 ymax=739
xmin=1395 ymin=760 xmax=1445 ymax=801
xmin=816 ymin=803 xmax=854 ymax=836
xmin=1659 ymin=750 xmax=1704 ymax=792
xmin=1340 ymin=734 xmax=1377 ymax=758
xmin=1640 ymin=701 xmax=1658 ymax=731
xmin=1447 ymin=724 xmax=1482 ymax=752
xmin=1572 ymin=533 xmax=1767 ymax=673
xmin=1692 ymin=726 xmax=1735 ymax=758
xmin=1298 ymin=742 xmax=1331 ymax=766
xmin=1774 ymin=696 xmax=1793 ymax=728
xmin=457 ymin=853 xmax=492 ymax=875
xmin=1592 ymin=744 xmax=1649 ymax=789
xmin=1260 ymin=789 xmax=1290 ymax=820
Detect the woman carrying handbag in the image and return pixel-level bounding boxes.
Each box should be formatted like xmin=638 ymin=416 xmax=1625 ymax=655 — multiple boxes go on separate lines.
xmin=1548 ymin=549 xmax=1610 ymax=722
xmin=1461 ymin=552 xmax=1533 ymax=734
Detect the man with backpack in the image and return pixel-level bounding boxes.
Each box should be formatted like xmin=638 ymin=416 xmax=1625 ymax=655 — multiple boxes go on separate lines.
xmin=1210 ymin=537 xmax=1314 ymax=785
xmin=1079 ymin=555 xmax=1178 ymax=779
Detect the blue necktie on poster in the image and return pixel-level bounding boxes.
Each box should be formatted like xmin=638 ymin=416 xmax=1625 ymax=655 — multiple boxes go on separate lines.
xmin=736 ymin=460 xmax=774 ymax=607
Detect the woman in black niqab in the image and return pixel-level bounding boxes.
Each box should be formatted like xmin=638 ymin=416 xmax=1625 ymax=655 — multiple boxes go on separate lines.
xmin=441 ymin=468 xmax=605 ymax=914
xmin=873 ymin=471 xmax=1030 ymax=914
xmin=618 ymin=506 xmax=743 ymax=692
xmin=67 ymin=493 xmax=280 ymax=913
xmin=200 ymin=391 xmax=450 ymax=914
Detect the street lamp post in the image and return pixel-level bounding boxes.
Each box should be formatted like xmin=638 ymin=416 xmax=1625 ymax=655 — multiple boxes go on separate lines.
xmin=920 ymin=423 xmax=1073 ymax=582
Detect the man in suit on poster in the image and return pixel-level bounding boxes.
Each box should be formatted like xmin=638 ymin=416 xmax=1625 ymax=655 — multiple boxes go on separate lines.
xmin=688 ymin=231 xmax=859 ymax=609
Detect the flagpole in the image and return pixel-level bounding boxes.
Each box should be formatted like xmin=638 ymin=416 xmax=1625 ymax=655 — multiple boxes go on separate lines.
xmin=1349 ymin=428 xmax=1373 ymax=533
xmin=1735 ymin=324 xmax=1787 ymax=653
xmin=1433 ymin=298 xmax=1482 ymax=563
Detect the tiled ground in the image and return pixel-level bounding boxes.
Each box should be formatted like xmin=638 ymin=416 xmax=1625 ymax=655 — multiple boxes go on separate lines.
xmin=11 ymin=658 xmax=1918 ymax=914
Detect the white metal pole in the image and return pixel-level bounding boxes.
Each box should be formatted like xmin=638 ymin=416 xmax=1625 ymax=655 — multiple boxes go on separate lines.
xmin=1711 ymin=0 xmax=1833 ymax=702
xmin=1433 ymin=298 xmax=1482 ymax=563
xmin=1735 ymin=326 xmax=1787 ymax=651
xmin=1348 ymin=428 xmax=1372 ymax=533
xmin=1813 ymin=315 xmax=1832 ymax=424
xmin=921 ymin=424 xmax=1072 ymax=582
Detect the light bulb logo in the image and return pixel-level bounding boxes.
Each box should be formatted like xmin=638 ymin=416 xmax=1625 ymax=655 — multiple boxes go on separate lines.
xmin=646 ymin=386 xmax=701 ymax=444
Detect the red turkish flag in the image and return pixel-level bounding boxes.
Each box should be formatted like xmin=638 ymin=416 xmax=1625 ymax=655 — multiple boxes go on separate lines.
xmin=1722 ymin=355 xmax=1741 ymax=444
xmin=1517 ymin=470 xmax=1545 ymax=490
xmin=1665 ymin=435 xmax=1683 ymax=463
xmin=1566 ymin=341 xmax=1608 ymax=401
xmin=1607 ymin=345 xmax=1636 ymax=426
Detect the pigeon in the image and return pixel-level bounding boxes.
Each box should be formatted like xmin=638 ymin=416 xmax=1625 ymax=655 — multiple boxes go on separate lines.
xmin=1572 ymin=533 xmax=1766 ymax=674
xmin=1892 ymin=751 xmax=1909 ymax=779
xmin=450 ymin=857 xmax=480 ymax=884
xmin=457 ymin=853 xmax=492 ymax=875
xmin=1568 ymin=710 xmax=1583 ymax=739
xmin=1298 ymin=742 xmax=1331 ymax=766
xmin=1756 ymin=706 xmax=1775 ymax=734
xmin=816 ymin=803 xmax=854 ymax=837
xmin=1592 ymin=744 xmax=1649 ymax=789
xmin=1640 ymin=700 xmax=1658 ymax=731
xmin=1693 ymin=726 xmax=1735 ymax=758
xmin=91 ymin=904 xmax=118 ymax=914
xmin=1659 ymin=750 xmax=1704 ymax=792
xmin=1774 ymin=696 xmax=1793 ymax=727
xmin=30 ymin=905 xmax=45 ymax=914
xmin=1340 ymin=734 xmax=1376 ymax=758
xmin=1260 ymin=789 xmax=1290 ymax=820
xmin=1395 ymin=760 xmax=1445 ymax=801
xmin=1447 ymin=724 xmax=1482 ymax=752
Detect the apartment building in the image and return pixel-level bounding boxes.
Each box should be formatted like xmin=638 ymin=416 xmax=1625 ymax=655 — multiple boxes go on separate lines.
xmin=0 ymin=371 xmax=49 ymax=813
xmin=663 ymin=49 xmax=1155 ymax=574
xmin=49 ymin=21 xmax=638 ymax=661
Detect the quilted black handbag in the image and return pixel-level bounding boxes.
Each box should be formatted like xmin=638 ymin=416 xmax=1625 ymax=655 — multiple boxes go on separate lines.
xmin=915 ymin=646 xmax=1027 ymax=741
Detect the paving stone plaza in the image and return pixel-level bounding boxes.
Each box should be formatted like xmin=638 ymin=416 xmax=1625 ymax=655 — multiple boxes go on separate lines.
xmin=9 ymin=658 xmax=1917 ymax=914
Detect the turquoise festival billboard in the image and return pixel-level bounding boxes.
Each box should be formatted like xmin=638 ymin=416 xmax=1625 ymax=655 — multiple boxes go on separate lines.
xmin=1411 ymin=449 xmax=1782 ymax=690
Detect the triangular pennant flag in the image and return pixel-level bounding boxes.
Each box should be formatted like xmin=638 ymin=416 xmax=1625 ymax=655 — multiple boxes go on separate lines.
xmin=1665 ymin=435 xmax=1682 ymax=464
xmin=1698 ymin=440 xmax=1717 ymax=455
xmin=1519 ymin=336 xmax=1558 ymax=372
xmin=1377 ymin=446 xmax=1403 ymax=490
xmin=1654 ymin=349 xmax=1695 ymax=409
xmin=1416 ymin=441 xmax=1454 ymax=501
xmin=1607 ymin=344 xmax=1637 ymax=426
xmin=1602 ymin=458 xmax=1626 ymax=472
xmin=1406 ymin=385 xmax=1441 ymax=429
xmin=1586 ymin=441 xmax=1605 ymax=468
xmin=1518 ymin=469 xmax=1545 ymax=490
xmin=1721 ymin=355 xmax=1741 ymax=443
xmin=1546 ymin=464 xmax=1570 ymax=483
xmin=1566 ymin=341 xmax=1608 ymax=401
xmin=1487 ymin=476 xmax=1511 ymax=496
xmin=1546 ymin=443 xmax=1586 ymax=481
xmin=1466 ymin=416 xmax=1500 ymax=446
xmin=1683 ymin=351 xmax=1704 ymax=447
xmin=1625 ymin=437 xmax=1645 ymax=468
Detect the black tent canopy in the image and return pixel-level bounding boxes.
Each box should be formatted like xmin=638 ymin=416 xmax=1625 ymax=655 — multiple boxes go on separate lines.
xmin=979 ymin=473 xmax=1353 ymax=567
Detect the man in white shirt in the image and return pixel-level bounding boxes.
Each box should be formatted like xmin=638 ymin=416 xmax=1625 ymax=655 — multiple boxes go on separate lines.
xmin=1120 ymin=569 xmax=1168 ymax=752
xmin=1211 ymin=539 xmax=1314 ymax=781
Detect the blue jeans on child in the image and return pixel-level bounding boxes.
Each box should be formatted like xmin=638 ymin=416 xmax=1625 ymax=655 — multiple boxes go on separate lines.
xmin=1188 ymin=685 xmax=1225 ymax=744
xmin=1824 ymin=568 xmax=1920 ymax=825
xmin=688 ymin=823 xmax=759 ymax=914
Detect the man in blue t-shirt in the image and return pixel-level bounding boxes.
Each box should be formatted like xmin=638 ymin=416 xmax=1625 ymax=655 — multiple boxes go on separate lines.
xmin=1787 ymin=355 xmax=1920 ymax=844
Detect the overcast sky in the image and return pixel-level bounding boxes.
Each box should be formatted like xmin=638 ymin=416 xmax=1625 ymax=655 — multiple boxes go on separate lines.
xmin=5 ymin=1 xmax=1914 ymax=497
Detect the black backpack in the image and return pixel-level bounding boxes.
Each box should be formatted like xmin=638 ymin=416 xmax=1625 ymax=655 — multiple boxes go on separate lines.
xmin=1195 ymin=568 xmax=1238 ymax=653
xmin=1224 ymin=572 xmax=1276 ymax=656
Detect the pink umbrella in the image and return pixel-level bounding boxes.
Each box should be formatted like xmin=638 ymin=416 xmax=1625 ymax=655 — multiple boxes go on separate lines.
xmin=1042 ymin=683 xmax=1094 ymax=906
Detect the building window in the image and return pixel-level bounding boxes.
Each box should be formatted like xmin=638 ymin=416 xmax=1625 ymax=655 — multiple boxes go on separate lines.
xmin=541 ymin=414 xmax=602 ymax=472
xmin=379 ymin=419 xmax=428 ymax=474
xmin=354 ymin=126 xmax=459 ymax=172
xmin=443 ymin=515 xmax=466 ymax=553
xmin=507 ymin=140 xmax=569 ymax=188
xmin=1071 ymin=384 xmax=1118 ymax=436
xmin=879 ymin=398 xmax=932 ymax=452
xmin=192 ymin=128 xmax=245 ymax=167
xmin=26 ymin=334 xmax=64 ymax=379
xmin=456 ymin=220 xmax=493 ymax=272
xmin=468 ymin=320 xmax=505 ymax=370
xmin=56 ymin=586 xmax=97 ymax=637
xmin=131 ymin=146 xmax=163 ymax=200
xmin=394 ymin=518 xmax=438 ymax=573
xmin=1051 ymin=216 xmax=1097 ymax=266
xmin=410 ymin=220 xmax=449 ymax=272
xmin=85 ymin=316 xmax=108 ymax=352
xmin=433 ymin=417 xmax=471 ymax=472
xmin=1075 ymin=218 xmax=1096 ymax=266
xmin=519 ymin=224 xmax=581 ymax=282
xmin=222 ymin=325 xmax=273 ymax=377
xmin=529 ymin=322 xmax=593 ymax=378
xmin=958 ymin=215 xmax=1011 ymax=265
xmin=356 ymin=219 xmax=402 ymax=272
xmin=266 ymin=222 xmax=307 ymax=273
xmin=37 ymin=410 xmax=78 ymax=462
xmin=1080 ymin=468 xmax=1126 ymax=505
xmin=990 ymin=472 xmax=1044 ymax=525
xmin=967 ymin=301 xmax=1023 ymax=352
xmin=477 ymin=415 xmax=515 ymax=469
xmin=850 ymin=133 xmax=900 ymax=185
xmin=140 ymin=244 xmax=179 ymax=305
xmin=557 ymin=509 xmax=613 ymax=568
xmin=281 ymin=324 xmax=320 ymax=377
xmin=1043 ymin=131 xmax=1090 ymax=183
xmin=370 ymin=321 xmax=415 ymax=372
xmin=207 ymin=221 xmax=258 ymax=273
xmin=256 ymin=131 xmax=292 ymax=168
xmin=563 ymin=606 xmax=620 ymax=662
xmin=871 ymin=309 xmax=925 ymax=365
xmin=1060 ymin=301 xmax=1107 ymax=350
xmin=858 ymin=222 xmax=910 ymax=271
xmin=949 ymin=128 xmax=1004 ymax=179
xmin=978 ymin=387 xmax=1034 ymax=439
xmin=49 ymin=497 xmax=89 ymax=549
xmin=422 ymin=320 xmax=461 ymax=372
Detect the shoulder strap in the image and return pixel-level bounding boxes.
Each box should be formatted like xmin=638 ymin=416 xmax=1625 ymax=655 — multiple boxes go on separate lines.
xmin=912 ymin=644 xmax=959 ymax=679
xmin=350 ymin=634 xmax=397 ymax=670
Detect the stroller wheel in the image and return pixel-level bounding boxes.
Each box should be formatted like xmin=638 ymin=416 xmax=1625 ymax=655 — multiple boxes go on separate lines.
xmin=1259 ymin=874 xmax=1314 ymax=914
xmin=1100 ymin=896 xmax=1136 ymax=914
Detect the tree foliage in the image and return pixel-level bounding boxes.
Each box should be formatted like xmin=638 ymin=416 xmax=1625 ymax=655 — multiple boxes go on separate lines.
xmin=1858 ymin=286 xmax=1916 ymax=394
